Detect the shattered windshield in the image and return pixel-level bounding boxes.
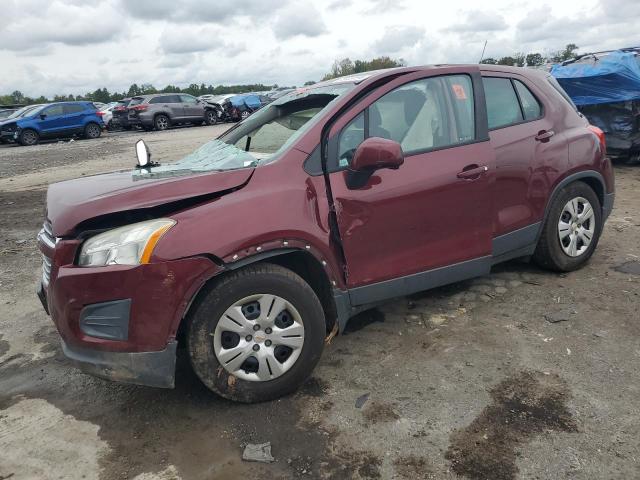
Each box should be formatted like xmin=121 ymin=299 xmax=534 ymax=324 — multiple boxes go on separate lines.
xmin=133 ymin=83 xmax=355 ymax=180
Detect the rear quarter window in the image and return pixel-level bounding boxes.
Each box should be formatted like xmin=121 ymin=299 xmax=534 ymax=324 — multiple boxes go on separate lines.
xmin=482 ymin=77 xmax=523 ymax=129
xmin=513 ymin=80 xmax=542 ymax=120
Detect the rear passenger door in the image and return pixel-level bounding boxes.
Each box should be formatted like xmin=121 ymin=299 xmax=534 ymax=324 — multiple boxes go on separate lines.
xmin=482 ymin=74 xmax=567 ymax=237
xmin=327 ymin=68 xmax=495 ymax=293
xmin=63 ymin=104 xmax=87 ymax=132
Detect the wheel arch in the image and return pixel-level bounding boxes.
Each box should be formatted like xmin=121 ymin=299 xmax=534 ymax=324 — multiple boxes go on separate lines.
xmin=540 ymin=170 xmax=606 ymax=239
xmin=176 ymin=248 xmax=338 ymax=347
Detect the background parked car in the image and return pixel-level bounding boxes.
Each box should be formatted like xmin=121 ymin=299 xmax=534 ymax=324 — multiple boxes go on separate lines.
xmin=0 ymin=108 xmax=20 ymax=120
xmin=126 ymin=93 xmax=219 ymax=131
xmin=1 ymin=101 xmax=103 ymax=146
xmin=96 ymin=102 xmax=118 ymax=130
xmin=110 ymin=98 xmax=134 ymax=130
xmin=220 ymin=94 xmax=269 ymax=121
xmin=92 ymin=102 xmax=107 ymax=111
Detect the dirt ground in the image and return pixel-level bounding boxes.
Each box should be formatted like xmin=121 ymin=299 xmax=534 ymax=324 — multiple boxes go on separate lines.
xmin=0 ymin=126 xmax=638 ymax=480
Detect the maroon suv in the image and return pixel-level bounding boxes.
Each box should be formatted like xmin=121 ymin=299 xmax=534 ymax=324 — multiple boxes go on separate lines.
xmin=37 ymin=65 xmax=614 ymax=403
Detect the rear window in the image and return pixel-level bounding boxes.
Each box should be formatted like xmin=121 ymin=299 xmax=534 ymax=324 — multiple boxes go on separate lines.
xmin=129 ymin=97 xmax=144 ymax=106
xmin=64 ymin=104 xmax=84 ymax=114
xmin=513 ymin=80 xmax=542 ymax=120
xmin=483 ymin=77 xmax=523 ymax=129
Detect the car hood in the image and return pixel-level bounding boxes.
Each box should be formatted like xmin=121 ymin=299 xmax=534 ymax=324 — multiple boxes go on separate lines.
xmin=47 ymin=167 xmax=254 ymax=237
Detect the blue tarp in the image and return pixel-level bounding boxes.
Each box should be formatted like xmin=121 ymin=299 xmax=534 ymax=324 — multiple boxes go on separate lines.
xmin=229 ymin=94 xmax=262 ymax=110
xmin=551 ymin=51 xmax=640 ymax=106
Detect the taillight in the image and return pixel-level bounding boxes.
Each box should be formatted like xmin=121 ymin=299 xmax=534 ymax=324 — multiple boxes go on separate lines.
xmin=131 ymin=105 xmax=148 ymax=112
xmin=588 ymin=125 xmax=606 ymax=156
xmin=96 ymin=111 xmax=105 ymax=116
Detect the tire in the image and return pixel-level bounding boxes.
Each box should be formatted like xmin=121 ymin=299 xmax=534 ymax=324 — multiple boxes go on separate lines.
xmin=533 ymin=181 xmax=602 ymax=272
xmin=186 ymin=263 xmax=326 ymax=403
xmin=106 ymin=120 xmax=113 ymax=130
xmin=84 ymin=123 xmax=101 ymax=139
xmin=18 ymin=129 xmax=39 ymax=146
xmin=154 ymin=114 xmax=170 ymax=131
xmin=205 ymin=110 xmax=218 ymax=125
xmin=123 ymin=125 xmax=133 ymax=131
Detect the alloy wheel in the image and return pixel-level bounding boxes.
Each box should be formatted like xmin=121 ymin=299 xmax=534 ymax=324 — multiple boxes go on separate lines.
xmin=22 ymin=130 xmax=37 ymax=145
xmin=558 ymin=196 xmax=595 ymax=257
xmin=156 ymin=116 xmax=169 ymax=130
xmin=213 ymin=294 xmax=305 ymax=382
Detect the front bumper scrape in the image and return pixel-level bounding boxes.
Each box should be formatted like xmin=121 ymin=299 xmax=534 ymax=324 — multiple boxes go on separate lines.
xmin=62 ymin=340 xmax=177 ymax=388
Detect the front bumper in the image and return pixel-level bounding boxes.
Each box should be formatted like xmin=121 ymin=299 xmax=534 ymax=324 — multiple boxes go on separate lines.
xmin=62 ymin=339 xmax=178 ymax=388
xmin=37 ymin=233 xmax=221 ymax=388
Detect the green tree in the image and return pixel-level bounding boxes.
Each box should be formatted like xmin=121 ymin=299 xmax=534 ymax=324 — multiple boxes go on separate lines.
xmin=127 ymin=84 xmax=142 ymax=96
xmin=480 ymin=58 xmax=498 ymax=64
xmin=525 ymin=53 xmax=545 ymax=66
xmin=551 ymin=43 xmax=579 ymax=63
xmin=497 ymin=56 xmax=516 ymax=66
xmin=11 ymin=90 xmax=25 ymax=104
xmin=322 ymin=56 xmax=405 ymax=80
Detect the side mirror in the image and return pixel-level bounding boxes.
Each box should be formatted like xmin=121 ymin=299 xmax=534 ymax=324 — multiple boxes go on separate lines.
xmin=39 ymin=114 xmax=47 ymax=120
xmin=347 ymin=137 xmax=404 ymax=189
xmin=135 ymin=139 xmax=158 ymax=168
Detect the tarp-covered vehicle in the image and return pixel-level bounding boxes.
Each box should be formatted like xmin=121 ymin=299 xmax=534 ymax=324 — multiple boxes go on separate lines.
xmin=551 ymin=49 xmax=640 ymax=163
xmin=222 ymin=94 xmax=269 ymax=122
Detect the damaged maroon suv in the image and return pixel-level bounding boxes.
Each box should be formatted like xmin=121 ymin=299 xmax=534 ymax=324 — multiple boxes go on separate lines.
xmin=37 ymin=65 xmax=614 ymax=403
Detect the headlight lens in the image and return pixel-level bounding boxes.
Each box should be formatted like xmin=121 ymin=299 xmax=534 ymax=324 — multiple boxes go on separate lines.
xmin=78 ymin=219 xmax=175 ymax=267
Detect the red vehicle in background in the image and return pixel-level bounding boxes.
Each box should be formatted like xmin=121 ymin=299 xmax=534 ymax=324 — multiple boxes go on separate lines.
xmin=37 ymin=65 xmax=614 ymax=402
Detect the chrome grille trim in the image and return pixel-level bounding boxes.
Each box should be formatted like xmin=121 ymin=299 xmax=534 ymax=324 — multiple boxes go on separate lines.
xmin=42 ymin=255 xmax=52 ymax=286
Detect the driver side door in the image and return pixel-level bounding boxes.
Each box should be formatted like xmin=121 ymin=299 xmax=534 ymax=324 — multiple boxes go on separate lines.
xmin=326 ymin=68 xmax=496 ymax=303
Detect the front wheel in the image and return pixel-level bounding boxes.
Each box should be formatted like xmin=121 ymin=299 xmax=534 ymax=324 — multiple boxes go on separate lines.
xmin=533 ymin=182 xmax=602 ymax=272
xmin=186 ymin=264 xmax=326 ymax=403
xmin=18 ymin=129 xmax=39 ymax=146
xmin=205 ymin=110 xmax=218 ymax=125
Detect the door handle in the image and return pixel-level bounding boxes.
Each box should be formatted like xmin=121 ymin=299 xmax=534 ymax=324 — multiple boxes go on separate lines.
xmin=535 ymin=130 xmax=555 ymax=142
xmin=457 ymin=165 xmax=488 ymax=180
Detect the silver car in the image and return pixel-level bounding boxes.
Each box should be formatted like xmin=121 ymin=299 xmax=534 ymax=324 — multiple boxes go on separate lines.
xmin=127 ymin=93 xmax=218 ymax=131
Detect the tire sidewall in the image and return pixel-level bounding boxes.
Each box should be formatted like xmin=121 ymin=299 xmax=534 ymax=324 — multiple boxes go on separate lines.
xmin=85 ymin=123 xmax=101 ymax=139
xmin=205 ymin=110 xmax=217 ymax=125
xmin=187 ymin=266 xmax=325 ymax=403
xmin=155 ymin=114 xmax=169 ymax=131
xmin=19 ymin=129 xmax=38 ymax=146
xmin=543 ymin=183 xmax=602 ymax=271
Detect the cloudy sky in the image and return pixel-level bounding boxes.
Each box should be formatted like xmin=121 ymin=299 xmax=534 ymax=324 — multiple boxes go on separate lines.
xmin=1 ymin=0 xmax=638 ymax=97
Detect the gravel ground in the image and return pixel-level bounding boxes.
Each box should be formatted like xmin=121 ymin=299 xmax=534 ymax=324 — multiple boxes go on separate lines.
xmin=0 ymin=126 xmax=639 ymax=480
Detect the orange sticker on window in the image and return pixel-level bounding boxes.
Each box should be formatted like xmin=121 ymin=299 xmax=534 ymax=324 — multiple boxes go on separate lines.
xmin=452 ymin=84 xmax=467 ymax=100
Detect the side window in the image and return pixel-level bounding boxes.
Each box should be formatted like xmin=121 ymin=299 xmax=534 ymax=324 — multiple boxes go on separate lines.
xmin=149 ymin=97 xmax=163 ymax=104
xmin=338 ymin=112 xmax=364 ymax=167
xmin=180 ymin=95 xmax=198 ymax=104
xmin=167 ymin=95 xmax=181 ymax=103
xmin=337 ymin=74 xmax=476 ymax=166
xmin=483 ymin=77 xmax=523 ymax=129
xmin=44 ymin=104 xmax=65 ymax=117
xmin=63 ymin=104 xmax=84 ymax=114
xmin=513 ymin=80 xmax=542 ymax=120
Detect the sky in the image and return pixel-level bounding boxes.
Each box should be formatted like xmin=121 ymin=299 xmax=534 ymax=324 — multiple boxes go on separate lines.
xmin=1 ymin=0 xmax=638 ymax=97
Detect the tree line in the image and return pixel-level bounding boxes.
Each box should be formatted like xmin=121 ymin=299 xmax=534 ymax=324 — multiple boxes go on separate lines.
xmin=1 ymin=44 xmax=581 ymax=106
xmin=0 ymin=82 xmax=281 ymax=107
xmin=480 ymin=44 xmax=579 ymax=66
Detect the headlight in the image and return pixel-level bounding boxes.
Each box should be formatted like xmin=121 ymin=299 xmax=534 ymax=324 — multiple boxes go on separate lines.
xmin=78 ymin=219 xmax=175 ymax=267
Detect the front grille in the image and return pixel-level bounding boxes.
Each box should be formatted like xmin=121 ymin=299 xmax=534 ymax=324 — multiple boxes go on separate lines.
xmin=38 ymin=220 xmax=57 ymax=286
xmin=42 ymin=255 xmax=52 ymax=286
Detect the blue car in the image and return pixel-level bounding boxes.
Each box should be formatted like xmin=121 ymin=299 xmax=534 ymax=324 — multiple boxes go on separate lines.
xmin=0 ymin=101 xmax=104 ymax=146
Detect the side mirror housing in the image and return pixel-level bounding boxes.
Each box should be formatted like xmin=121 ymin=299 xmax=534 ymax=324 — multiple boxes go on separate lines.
xmin=135 ymin=139 xmax=158 ymax=168
xmin=351 ymin=137 xmax=404 ymax=172
xmin=39 ymin=114 xmax=47 ymax=120
xmin=346 ymin=137 xmax=404 ymax=189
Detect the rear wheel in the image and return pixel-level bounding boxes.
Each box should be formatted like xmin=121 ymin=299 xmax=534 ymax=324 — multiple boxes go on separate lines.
xmin=533 ymin=182 xmax=602 ymax=272
xmin=18 ymin=129 xmax=39 ymax=146
xmin=84 ymin=123 xmax=101 ymax=139
xmin=154 ymin=114 xmax=170 ymax=131
xmin=186 ymin=264 xmax=326 ymax=403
